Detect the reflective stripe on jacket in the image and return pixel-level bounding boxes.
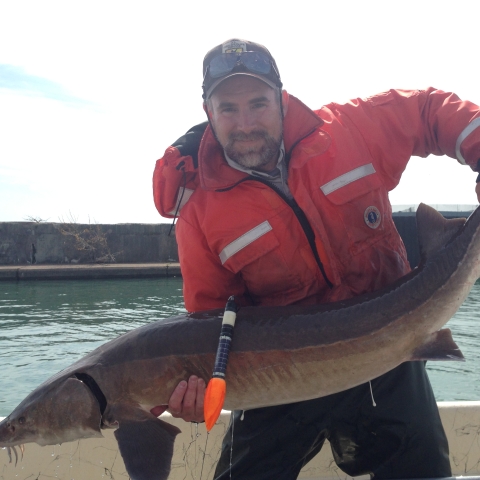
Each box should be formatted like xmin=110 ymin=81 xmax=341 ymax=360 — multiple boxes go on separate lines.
xmin=153 ymin=88 xmax=480 ymax=312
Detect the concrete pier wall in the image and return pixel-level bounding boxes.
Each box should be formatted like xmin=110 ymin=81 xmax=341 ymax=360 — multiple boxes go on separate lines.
xmin=0 ymin=210 xmax=474 ymax=268
xmin=0 ymin=222 xmax=178 ymax=265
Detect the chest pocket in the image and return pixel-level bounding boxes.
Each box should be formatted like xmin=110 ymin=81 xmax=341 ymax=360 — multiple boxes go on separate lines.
xmin=216 ymin=219 xmax=315 ymax=301
xmin=219 ymin=221 xmax=276 ymax=267
xmin=319 ymin=164 xmax=392 ymax=256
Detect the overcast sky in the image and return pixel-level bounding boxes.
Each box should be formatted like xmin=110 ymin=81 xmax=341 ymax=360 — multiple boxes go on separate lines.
xmin=1 ymin=0 xmax=479 ymax=224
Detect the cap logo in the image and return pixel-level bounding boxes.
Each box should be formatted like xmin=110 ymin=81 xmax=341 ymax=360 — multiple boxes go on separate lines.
xmin=364 ymin=206 xmax=381 ymax=229
xmin=222 ymin=40 xmax=247 ymax=54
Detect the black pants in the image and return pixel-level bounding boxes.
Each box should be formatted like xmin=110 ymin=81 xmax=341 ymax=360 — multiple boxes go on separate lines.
xmin=214 ymin=362 xmax=451 ymax=479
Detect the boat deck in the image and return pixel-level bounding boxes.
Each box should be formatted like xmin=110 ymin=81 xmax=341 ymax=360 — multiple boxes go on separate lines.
xmin=1 ymin=401 xmax=479 ymax=479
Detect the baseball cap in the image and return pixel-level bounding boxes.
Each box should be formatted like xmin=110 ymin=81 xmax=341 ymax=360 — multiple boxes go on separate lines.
xmin=202 ymin=39 xmax=282 ymax=99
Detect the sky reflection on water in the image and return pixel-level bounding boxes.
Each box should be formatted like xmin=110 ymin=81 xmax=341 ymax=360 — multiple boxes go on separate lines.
xmin=0 ymin=277 xmax=479 ymax=416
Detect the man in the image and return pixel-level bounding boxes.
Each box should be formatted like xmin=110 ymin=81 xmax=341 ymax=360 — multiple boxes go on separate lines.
xmin=153 ymin=39 xmax=480 ymax=479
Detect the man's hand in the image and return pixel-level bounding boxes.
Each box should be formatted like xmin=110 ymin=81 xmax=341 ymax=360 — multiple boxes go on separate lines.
xmin=168 ymin=375 xmax=205 ymax=423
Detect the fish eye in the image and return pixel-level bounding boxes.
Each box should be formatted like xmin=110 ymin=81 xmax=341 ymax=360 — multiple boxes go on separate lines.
xmin=18 ymin=417 xmax=25 ymax=424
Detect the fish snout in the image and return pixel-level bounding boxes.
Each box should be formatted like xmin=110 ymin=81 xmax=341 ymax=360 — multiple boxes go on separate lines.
xmin=5 ymin=419 xmax=16 ymax=433
xmin=0 ymin=417 xmax=26 ymax=466
xmin=0 ymin=416 xmax=24 ymax=447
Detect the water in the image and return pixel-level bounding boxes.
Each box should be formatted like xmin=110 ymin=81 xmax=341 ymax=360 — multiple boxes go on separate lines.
xmin=0 ymin=278 xmax=479 ymax=416
xmin=426 ymin=281 xmax=480 ymax=401
xmin=0 ymin=278 xmax=186 ymax=416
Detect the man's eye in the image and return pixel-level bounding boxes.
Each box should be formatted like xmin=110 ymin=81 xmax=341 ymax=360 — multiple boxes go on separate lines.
xmin=252 ymin=103 xmax=266 ymax=109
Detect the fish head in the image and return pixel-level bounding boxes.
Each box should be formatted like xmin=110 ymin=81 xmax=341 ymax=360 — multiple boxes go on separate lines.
xmin=0 ymin=376 xmax=103 ymax=448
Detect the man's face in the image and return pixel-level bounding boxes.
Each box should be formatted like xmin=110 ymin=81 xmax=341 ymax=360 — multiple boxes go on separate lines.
xmin=206 ymin=76 xmax=285 ymax=171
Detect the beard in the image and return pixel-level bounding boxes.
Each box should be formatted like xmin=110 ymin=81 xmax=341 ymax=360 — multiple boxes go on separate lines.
xmin=223 ymin=129 xmax=282 ymax=170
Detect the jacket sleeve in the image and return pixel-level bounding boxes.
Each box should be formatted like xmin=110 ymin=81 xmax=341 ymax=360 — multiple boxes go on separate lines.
xmin=332 ymin=87 xmax=480 ymax=190
xmin=176 ymin=215 xmax=251 ymax=312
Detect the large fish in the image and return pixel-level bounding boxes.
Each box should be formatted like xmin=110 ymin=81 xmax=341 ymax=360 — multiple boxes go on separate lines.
xmin=0 ymin=203 xmax=478 ymax=480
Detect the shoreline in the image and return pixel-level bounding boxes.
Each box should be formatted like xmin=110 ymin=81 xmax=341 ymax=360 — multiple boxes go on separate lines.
xmin=0 ymin=263 xmax=182 ymax=281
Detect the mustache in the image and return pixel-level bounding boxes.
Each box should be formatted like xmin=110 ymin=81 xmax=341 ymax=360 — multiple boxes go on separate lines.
xmin=228 ymin=130 xmax=269 ymax=142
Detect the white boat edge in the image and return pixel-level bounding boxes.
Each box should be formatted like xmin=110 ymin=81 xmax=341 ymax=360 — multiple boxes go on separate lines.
xmin=1 ymin=401 xmax=480 ymax=479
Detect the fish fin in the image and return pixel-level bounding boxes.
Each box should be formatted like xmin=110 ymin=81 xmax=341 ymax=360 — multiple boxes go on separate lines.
xmin=416 ymin=203 xmax=466 ymax=263
xmin=114 ymin=414 xmax=181 ymax=480
xmin=411 ymin=328 xmax=465 ymax=361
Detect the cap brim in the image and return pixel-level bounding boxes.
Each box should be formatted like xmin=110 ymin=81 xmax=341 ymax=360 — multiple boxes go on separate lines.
xmin=206 ymin=72 xmax=278 ymax=99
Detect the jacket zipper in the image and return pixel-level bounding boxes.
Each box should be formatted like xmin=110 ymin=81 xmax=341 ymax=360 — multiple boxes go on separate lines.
xmin=217 ymin=177 xmax=333 ymax=289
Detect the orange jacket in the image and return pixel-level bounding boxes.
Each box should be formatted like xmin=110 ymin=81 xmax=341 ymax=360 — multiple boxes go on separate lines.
xmin=153 ymin=88 xmax=480 ymax=312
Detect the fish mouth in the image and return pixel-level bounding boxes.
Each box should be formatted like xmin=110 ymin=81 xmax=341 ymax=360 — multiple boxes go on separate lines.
xmin=0 ymin=419 xmax=30 ymax=456
xmin=0 ymin=417 xmax=18 ymax=447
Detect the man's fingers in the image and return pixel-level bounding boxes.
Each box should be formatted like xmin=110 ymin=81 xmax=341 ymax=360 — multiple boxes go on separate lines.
xmin=182 ymin=376 xmax=206 ymax=422
xmin=168 ymin=380 xmax=188 ymax=416
xmin=196 ymin=378 xmax=205 ymax=407
xmin=195 ymin=378 xmax=206 ymax=422
xmin=182 ymin=376 xmax=199 ymax=412
xmin=167 ymin=376 xmax=205 ymax=422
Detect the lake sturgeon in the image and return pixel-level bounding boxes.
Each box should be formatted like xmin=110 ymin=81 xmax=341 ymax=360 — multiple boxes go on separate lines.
xmin=1 ymin=203 xmax=479 ymax=480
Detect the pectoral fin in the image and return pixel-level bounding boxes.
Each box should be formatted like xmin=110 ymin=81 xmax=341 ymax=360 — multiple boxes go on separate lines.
xmin=411 ymin=328 xmax=465 ymax=361
xmin=114 ymin=414 xmax=181 ymax=480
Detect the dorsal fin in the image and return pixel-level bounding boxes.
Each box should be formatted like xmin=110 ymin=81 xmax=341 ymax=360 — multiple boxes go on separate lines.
xmin=410 ymin=328 xmax=465 ymax=361
xmin=416 ymin=203 xmax=466 ymax=263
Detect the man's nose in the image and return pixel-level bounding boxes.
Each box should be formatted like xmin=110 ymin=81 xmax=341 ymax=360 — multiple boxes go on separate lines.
xmin=235 ymin=110 xmax=256 ymax=132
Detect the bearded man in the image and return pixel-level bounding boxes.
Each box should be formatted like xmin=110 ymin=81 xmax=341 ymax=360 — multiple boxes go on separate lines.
xmin=153 ymin=38 xmax=480 ymax=479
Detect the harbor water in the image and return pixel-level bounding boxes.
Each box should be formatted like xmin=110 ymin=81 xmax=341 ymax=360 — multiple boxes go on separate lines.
xmin=0 ymin=277 xmax=479 ymax=417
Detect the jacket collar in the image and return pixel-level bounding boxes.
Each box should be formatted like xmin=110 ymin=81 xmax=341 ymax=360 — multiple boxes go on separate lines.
xmin=198 ymin=94 xmax=325 ymax=191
